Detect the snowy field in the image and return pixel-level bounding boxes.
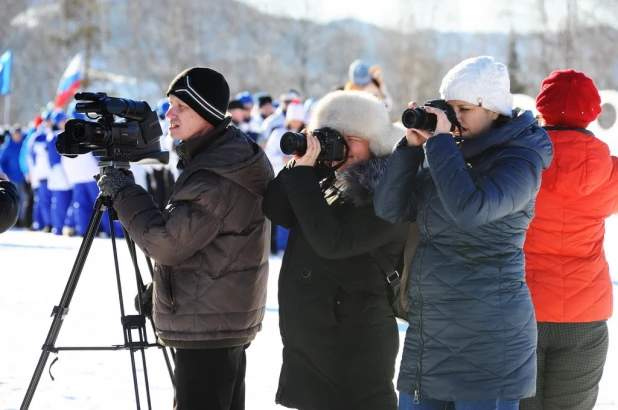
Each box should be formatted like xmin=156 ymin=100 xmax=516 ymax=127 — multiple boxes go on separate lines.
xmin=0 ymin=221 xmax=617 ymax=410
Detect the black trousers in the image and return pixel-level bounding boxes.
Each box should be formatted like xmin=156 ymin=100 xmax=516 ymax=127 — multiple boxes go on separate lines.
xmin=173 ymin=344 xmax=248 ymax=410
xmin=520 ymin=321 xmax=609 ymax=410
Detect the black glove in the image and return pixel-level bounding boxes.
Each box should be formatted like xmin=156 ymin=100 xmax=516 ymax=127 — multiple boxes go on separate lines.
xmin=95 ymin=167 xmax=135 ymax=199
xmin=134 ymin=282 xmax=153 ymax=319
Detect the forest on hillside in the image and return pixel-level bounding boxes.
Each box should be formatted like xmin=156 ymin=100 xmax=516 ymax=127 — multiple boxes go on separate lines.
xmin=1 ymin=0 xmax=618 ymax=123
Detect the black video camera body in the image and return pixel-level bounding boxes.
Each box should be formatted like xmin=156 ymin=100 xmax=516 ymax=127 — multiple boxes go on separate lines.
xmin=401 ymin=99 xmax=460 ymax=133
xmin=280 ymin=127 xmax=347 ymax=162
xmin=56 ymin=92 xmax=169 ymax=165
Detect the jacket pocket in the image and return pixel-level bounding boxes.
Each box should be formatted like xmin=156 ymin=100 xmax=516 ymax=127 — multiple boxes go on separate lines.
xmin=288 ymin=264 xmax=339 ymax=327
xmin=155 ymin=264 xmax=176 ymax=314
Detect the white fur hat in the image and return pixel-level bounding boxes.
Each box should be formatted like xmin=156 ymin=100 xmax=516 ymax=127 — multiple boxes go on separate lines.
xmin=439 ymin=56 xmax=514 ymax=117
xmin=308 ymin=90 xmax=403 ymax=157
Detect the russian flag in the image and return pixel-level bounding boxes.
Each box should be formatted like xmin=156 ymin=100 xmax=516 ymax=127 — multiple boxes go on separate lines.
xmin=55 ymin=53 xmax=83 ymax=109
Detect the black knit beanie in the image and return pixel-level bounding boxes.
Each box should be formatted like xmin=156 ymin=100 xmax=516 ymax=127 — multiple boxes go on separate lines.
xmin=166 ymin=67 xmax=230 ymax=126
xmin=228 ymin=100 xmax=245 ymax=110
xmin=258 ymin=95 xmax=273 ymax=108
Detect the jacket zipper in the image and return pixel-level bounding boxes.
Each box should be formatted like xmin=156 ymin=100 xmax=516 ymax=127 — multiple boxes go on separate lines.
xmin=415 ymin=188 xmax=431 ymax=404
xmin=414 ymin=246 xmax=425 ymax=403
xmin=275 ymin=229 xmax=297 ymax=404
xmin=423 ymin=181 xmax=432 ymax=242
xmin=161 ymin=202 xmax=177 ymax=315
xmin=165 ymin=266 xmax=176 ymax=314
xmin=414 ymin=180 xmax=439 ymax=401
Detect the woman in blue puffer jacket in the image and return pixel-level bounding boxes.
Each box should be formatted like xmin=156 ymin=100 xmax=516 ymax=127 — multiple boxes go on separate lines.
xmin=374 ymin=56 xmax=554 ymax=410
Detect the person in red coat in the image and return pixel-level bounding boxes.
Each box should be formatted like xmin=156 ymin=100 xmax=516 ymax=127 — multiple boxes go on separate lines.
xmin=522 ymin=70 xmax=618 ymax=410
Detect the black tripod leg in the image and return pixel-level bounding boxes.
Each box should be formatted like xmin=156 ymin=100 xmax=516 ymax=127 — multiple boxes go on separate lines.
xmin=105 ymin=205 xmax=151 ymax=410
xmin=20 ymin=197 xmax=106 ymax=410
xmin=128 ymin=236 xmax=176 ymax=383
xmin=133 ymin=239 xmax=176 ymax=381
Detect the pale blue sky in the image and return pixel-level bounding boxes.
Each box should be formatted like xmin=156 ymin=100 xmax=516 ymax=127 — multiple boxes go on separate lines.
xmin=236 ymin=0 xmax=616 ymax=33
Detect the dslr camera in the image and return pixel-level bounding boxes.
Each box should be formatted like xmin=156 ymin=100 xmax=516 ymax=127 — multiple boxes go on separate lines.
xmin=280 ymin=127 xmax=347 ymax=162
xmin=56 ymin=92 xmax=169 ymax=165
xmin=401 ymin=99 xmax=460 ymax=133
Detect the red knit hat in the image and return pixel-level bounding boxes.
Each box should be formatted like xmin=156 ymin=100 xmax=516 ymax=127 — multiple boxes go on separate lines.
xmin=536 ymin=69 xmax=601 ymax=128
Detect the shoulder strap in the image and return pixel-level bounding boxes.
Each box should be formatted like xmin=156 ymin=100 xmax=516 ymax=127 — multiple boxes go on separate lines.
xmin=369 ymin=249 xmax=401 ymax=287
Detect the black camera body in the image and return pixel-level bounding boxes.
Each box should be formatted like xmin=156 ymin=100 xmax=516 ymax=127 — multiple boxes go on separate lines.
xmin=401 ymin=99 xmax=460 ymax=133
xmin=280 ymin=127 xmax=347 ymax=162
xmin=56 ymin=92 xmax=169 ymax=165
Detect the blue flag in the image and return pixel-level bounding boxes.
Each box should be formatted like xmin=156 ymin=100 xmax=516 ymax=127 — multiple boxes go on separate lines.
xmin=0 ymin=50 xmax=13 ymax=95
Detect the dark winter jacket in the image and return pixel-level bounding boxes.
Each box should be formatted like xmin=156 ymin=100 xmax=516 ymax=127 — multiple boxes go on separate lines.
xmin=0 ymin=179 xmax=19 ymax=233
xmin=374 ymin=110 xmax=553 ymax=401
xmin=263 ymin=156 xmax=414 ymax=410
xmin=113 ymin=118 xmax=274 ymax=348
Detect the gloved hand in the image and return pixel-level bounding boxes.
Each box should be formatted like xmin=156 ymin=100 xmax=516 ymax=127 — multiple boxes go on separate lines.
xmin=134 ymin=282 xmax=153 ymax=319
xmin=94 ymin=167 xmax=135 ymax=199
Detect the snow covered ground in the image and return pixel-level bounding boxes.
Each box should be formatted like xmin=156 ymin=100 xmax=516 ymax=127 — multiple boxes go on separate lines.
xmin=1 ymin=221 xmax=617 ymax=410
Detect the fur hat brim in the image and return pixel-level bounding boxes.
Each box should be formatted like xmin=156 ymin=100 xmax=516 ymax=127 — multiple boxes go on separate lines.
xmin=308 ymin=90 xmax=403 ymax=157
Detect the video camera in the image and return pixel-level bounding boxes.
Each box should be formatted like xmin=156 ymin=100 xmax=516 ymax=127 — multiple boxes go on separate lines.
xmin=56 ymin=92 xmax=169 ymax=165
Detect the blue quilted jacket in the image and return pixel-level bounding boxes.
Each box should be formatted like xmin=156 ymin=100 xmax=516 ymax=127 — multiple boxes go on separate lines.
xmin=374 ymin=110 xmax=553 ymax=401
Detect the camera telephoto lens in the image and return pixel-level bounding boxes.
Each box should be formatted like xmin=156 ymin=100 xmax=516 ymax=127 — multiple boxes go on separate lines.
xmin=280 ymin=132 xmax=307 ymax=156
xmin=401 ymin=107 xmax=437 ymax=131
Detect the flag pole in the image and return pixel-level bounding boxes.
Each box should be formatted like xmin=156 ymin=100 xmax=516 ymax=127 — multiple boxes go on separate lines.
xmin=3 ymin=94 xmax=9 ymax=124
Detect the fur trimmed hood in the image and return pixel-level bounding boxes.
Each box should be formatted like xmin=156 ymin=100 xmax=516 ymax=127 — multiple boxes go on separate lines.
xmin=331 ymin=155 xmax=390 ymax=206
xmin=309 ymin=90 xmax=404 ymax=157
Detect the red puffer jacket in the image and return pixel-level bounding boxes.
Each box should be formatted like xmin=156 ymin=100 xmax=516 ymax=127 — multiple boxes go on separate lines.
xmin=524 ymin=127 xmax=618 ymax=322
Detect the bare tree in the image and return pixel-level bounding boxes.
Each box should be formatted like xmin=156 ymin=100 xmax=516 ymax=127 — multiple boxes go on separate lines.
xmin=507 ymin=31 xmax=528 ymax=94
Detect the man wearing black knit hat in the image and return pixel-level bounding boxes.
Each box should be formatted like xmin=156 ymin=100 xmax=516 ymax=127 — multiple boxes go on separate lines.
xmin=96 ymin=67 xmax=274 ymax=410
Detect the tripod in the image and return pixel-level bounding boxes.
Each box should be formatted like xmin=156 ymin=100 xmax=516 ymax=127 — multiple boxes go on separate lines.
xmin=21 ymin=184 xmax=175 ymax=409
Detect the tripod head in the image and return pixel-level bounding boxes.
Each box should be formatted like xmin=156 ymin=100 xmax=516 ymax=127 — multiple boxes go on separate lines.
xmin=93 ymin=161 xmax=134 ymax=208
xmin=97 ymin=160 xmax=131 ymax=169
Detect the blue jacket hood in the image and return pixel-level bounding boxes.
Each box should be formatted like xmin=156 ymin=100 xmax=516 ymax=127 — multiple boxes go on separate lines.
xmin=459 ymin=110 xmax=553 ymax=169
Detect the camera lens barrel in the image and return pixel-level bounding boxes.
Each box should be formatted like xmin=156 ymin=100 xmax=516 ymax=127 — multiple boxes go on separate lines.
xmin=401 ymin=107 xmax=437 ymax=131
xmin=106 ymin=98 xmax=151 ymax=121
xmin=279 ymin=128 xmax=346 ymax=162
xmin=280 ymin=132 xmax=307 ymax=156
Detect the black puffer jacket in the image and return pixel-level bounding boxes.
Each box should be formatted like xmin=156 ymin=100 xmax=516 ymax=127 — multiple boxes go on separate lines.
xmin=113 ymin=119 xmax=274 ymax=348
xmin=262 ymin=156 xmax=415 ymax=410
